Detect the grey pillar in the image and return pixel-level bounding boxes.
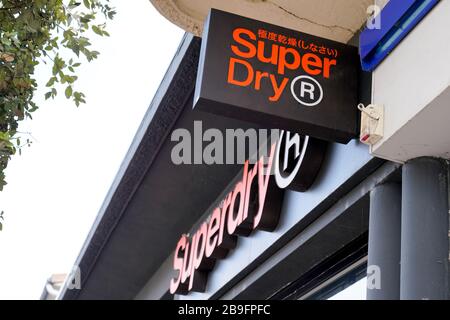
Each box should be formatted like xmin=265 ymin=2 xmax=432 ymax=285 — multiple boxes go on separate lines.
xmin=367 ymin=183 xmax=401 ymax=300
xmin=401 ymin=157 xmax=449 ymax=300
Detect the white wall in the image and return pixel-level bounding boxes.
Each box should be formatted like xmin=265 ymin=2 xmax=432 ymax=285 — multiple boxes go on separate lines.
xmin=371 ymin=0 xmax=450 ymax=162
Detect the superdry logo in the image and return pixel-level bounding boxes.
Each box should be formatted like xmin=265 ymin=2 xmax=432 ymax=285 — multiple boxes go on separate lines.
xmin=169 ymin=130 xmax=327 ymax=295
xmin=227 ymin=27 xmax=334 ymax=104
xmin=194 ymin=9 xmax=359 ymax=143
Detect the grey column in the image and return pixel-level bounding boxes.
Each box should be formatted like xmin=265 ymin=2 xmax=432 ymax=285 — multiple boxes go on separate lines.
xmin=401 ymin=157 xmax=449 ymax=300
xmin=367 ymin=183 xmax=401 ymax=300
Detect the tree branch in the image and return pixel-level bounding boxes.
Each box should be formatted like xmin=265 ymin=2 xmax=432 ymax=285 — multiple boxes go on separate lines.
xmin=0 ymin=5 xmax=26 ymax=11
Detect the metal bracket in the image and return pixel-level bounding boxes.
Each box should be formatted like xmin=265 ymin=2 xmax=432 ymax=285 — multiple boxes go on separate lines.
xmin=358 ymin=103 xmax=384 ymax=146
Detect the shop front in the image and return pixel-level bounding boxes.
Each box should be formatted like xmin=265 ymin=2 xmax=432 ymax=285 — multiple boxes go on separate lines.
xmin=59 ymin=1 xmax=450 ymax=300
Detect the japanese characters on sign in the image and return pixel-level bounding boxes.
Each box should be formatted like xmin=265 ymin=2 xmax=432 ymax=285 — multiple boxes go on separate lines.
xmin=256 ymin=28 xmax=339 ymax=59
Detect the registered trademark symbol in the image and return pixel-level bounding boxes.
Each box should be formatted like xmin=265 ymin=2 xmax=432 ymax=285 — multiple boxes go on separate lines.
xmin=290 ymin=75 xmax=323 ymax=107
xmin=274 ymin=131 xmax=308 ymax=189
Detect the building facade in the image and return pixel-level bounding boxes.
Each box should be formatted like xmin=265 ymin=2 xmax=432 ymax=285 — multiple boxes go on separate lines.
xmin=59 ymin=0 xmax=450 ymax=300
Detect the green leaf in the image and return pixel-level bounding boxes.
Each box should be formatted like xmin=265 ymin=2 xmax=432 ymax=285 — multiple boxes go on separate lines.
xmin=1 ymin=38 xmax=11 ymax=46
xmin=0 ymin=0 xmax=115 ymax=192
xmin=28 ymin=102 xmax=39 ymax=113
xmin=92 ymin=25 xmax=103 ymax=36
xmin=65 ymin=86 xmax=73 ymax=98
xmin=46 ymin=77 xmax=57 ymax=87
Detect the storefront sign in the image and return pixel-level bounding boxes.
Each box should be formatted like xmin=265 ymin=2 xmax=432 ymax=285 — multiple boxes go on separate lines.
xmin=169 ymin=131 xmax=327 ymax=295
xmin=193 ymin=9 xmax=360 ymax=144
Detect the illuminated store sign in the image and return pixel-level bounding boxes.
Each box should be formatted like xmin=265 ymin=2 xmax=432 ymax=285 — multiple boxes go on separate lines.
xmin=169 ymin=131 xmax=327 ymax=295
xmin=194 ymin=9 xmax=360 ymax=144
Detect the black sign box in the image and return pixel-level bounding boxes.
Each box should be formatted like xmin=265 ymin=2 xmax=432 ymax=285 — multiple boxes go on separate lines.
xmin=193 ymin=9 xmax=360 ymax=144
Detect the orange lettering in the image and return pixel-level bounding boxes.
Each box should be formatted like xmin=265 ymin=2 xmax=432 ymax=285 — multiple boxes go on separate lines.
xmin=227 ymin=57 xmax=254 ymax=87
xmin=231 ymin=28 xmax=256 ymax=58
xmin=257 ymin=41 xmax=278 ymax=64
xmin=255 ymin=71 xmax=269 ymax=90
xmin=269 ymin=75 xmax=288 ymax=102
xmin=323 ymin=58 xmax=337 ymax=79
xmin=278 ymin=47 xmax=301 ymax=75
xmin=302 ymin=53 xmax=323 ymax=76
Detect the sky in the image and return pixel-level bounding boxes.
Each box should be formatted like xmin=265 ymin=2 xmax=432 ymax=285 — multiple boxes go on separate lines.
xmin=0 ymin=0 xmax=184 ymax=299
xmin=329 ymin=277 xmax=367 ymax=300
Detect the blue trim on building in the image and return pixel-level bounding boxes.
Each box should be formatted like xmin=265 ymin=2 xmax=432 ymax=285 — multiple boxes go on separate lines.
xmin=360 ymin=0 xmax=439 ymax=71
